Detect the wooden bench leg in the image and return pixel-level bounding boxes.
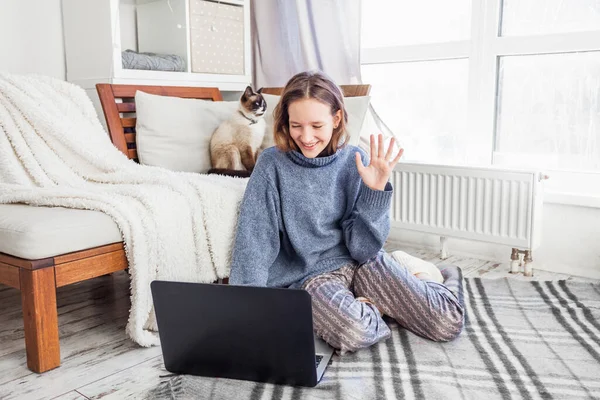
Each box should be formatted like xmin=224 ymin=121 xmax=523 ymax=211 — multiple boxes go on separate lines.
xmin=20 ymin=267 xmax=60 ymax=373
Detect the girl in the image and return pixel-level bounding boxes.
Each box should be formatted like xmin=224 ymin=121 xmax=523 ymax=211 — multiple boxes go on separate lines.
xmin=229 ymin=71 xmax=464 ymax=353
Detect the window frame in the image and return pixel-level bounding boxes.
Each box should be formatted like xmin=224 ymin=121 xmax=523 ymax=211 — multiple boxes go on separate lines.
xmin=360 ymin=0 xmax=600 ymax=208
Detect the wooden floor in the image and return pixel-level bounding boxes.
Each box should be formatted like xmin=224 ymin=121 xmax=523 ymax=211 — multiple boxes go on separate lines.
xmin=1 ymin=244 xmax=598 ymax=400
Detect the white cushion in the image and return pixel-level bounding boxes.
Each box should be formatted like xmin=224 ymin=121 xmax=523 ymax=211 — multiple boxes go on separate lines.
xmin=0 ymin=204 xmax=122 ymax=259
xmin=135 ymin=91 xmax=238 ymax=173
xmin=261 ymin=93 xmax=371 ymax=147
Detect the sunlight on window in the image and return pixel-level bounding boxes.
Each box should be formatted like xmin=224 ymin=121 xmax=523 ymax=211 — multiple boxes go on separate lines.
xmin=501 ymin=0 xmax=600 ymax=36
xmin=361 ymin=0 xmax=471 ymax=48
xmin=361 ymin=59 xmax=471 ymax=166
xmin=495 ymin=51 xmax=600 ymax=172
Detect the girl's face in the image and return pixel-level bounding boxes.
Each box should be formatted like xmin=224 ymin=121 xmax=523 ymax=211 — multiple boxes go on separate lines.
xmin=288 ymin=98 xmax=342 ymax=158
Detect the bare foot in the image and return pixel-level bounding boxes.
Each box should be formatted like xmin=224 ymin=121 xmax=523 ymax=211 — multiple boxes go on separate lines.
xmin=356 ymin=296 xmax=385 ymax=316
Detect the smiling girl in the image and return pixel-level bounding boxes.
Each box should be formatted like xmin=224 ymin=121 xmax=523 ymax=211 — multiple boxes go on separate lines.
xmin=229 ymin=71 xmax=464 ymax=353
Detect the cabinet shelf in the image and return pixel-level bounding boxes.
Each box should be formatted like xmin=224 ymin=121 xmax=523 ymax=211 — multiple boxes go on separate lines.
xmin=63 ymin=0 xmax=251 ymax=91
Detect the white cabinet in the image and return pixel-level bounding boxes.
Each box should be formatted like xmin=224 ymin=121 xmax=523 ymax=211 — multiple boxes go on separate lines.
xmin=62 ymin=0 xmax=251 ymax=92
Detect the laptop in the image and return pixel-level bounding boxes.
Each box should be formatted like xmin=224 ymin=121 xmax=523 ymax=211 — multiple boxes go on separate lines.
xmin=150 ymin=280 xmax=335 ymax=387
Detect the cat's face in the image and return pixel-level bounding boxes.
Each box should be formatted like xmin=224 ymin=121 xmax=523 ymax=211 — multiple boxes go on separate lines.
xmin=241 ymin=86 xmax=267 ymax=118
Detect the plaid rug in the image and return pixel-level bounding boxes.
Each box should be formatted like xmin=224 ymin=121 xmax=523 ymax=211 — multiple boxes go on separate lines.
xmin=149 ymin=278 xmax=600 ymax=400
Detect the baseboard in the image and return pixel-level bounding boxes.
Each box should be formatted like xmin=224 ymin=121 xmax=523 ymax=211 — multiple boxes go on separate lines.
xmin=388 ymin=224 xmax=600 ymax=280
xmin=530 ymin=262 xmax=600 ymax=281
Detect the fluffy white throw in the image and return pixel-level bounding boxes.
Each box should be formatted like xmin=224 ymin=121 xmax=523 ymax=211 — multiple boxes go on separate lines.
xmin=0 ymin=73 xmax=248 ymax=346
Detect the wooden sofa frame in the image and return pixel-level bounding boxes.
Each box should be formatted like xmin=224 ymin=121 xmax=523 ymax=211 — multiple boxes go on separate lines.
xmin=0 ymin=82 xmax=370 ymax=374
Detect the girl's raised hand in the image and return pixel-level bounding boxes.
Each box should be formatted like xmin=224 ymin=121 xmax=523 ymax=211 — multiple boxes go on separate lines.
xmin=355 ymin=134 xmax=404 ymax=191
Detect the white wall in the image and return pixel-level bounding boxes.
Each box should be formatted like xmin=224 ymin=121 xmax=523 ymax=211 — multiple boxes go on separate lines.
xmin=0 ymin=0 xmax=66 ymax=79
xmin=390 ymin=202 xmax=600 ymax=279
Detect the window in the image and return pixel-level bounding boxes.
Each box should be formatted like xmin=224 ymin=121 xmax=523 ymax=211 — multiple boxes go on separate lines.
xmin=361 ymin=0 xmax=600 ymax=203
xmin=495 ymin=52 xmax=600 ymax=172
xmin=501 ymin=0 xmax=600 ymax=36
xmin=362 ymin=59 xmax=469 ymax=166
xmin=360 ymin=0 xmax=471 ymax=47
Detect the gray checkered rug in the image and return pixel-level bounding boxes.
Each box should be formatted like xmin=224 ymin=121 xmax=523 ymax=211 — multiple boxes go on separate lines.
xmin=149 ymin=278 xmax=600 ymax=400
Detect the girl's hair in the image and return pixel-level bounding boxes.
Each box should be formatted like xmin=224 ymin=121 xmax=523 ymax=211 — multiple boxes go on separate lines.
xmin=273 ymin=70 xmax=348 ymax=155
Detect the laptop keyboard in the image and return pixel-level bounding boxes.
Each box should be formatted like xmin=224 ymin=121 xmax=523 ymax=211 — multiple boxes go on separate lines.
xmin=315 ymin=355 xmax=323 ymax=369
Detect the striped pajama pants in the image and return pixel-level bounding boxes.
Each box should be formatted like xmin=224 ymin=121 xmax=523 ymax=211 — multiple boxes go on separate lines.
xmin=302 ymin=251 xmax=465 ymax=353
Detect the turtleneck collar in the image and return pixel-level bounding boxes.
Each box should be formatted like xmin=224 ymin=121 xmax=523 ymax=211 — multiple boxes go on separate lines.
xmin=288 ymin=146 xmax=345 ymax=168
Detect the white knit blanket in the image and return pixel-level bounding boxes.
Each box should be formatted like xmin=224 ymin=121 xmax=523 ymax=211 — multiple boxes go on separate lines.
xmin=0 ymin=73 xmax=248 ymax=346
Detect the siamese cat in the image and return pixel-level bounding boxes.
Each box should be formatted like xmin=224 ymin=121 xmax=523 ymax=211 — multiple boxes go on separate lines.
xmin=208 ymin=86 xmax=267 ymax=178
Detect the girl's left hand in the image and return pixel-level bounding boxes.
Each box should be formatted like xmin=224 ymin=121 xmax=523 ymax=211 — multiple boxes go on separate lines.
xmin=355 ymin=134 xmax=404 ymax=191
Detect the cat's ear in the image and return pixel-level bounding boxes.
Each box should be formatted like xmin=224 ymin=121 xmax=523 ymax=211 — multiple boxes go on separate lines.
xmin=243 ymin=86 xmax=253 ymax=98
xmin=257 ymin=87 xmax=263 ymax=94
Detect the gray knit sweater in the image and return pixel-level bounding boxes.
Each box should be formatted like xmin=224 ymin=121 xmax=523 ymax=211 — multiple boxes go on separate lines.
xmin=228 ymin=145 xmax=393 ymax=288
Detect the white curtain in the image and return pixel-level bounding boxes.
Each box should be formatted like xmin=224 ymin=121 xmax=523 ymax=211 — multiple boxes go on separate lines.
xmin=251 ymin=0 xmax=361 ymax=87
xmin=251 ymin=0 xmax=400 ymax=149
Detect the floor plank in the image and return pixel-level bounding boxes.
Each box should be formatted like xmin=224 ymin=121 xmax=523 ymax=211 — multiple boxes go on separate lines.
xmin=0 ymin=330 xmax=161 ymax=400
xmin=52 ymin=390 xmax=89 ymax=400
xmin=1 ymin=279 xmax=130 ymax=359
xmin=1 ymin=247 xmax=598 ymax=399
xmin=0 ymin=273 xmax=131 ymax=382
xmin=76 ymin=356 xmax=166 ymax=400
xmin=0 ymin=272 xmax=161 ymax=400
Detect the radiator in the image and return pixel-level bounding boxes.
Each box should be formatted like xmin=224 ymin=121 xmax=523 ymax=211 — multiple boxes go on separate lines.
xmin=390 ymin=163 xmax=547 ymax=276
